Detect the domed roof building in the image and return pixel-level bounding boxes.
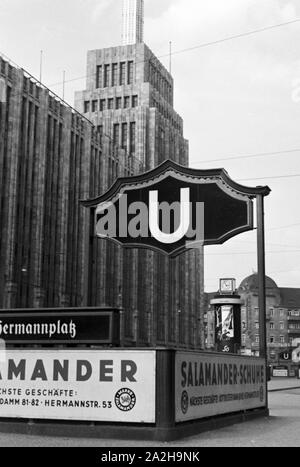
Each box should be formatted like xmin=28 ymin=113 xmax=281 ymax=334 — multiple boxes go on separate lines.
xmin=239 ymin=274 xmax=278 ymax=292
xmin=204 ymin=273 xmax=300 ymax=368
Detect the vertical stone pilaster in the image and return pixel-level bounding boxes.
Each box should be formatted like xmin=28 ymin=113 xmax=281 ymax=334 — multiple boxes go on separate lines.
xmin=0 ymin=83 xmax=7 ymax=306
xmin=57 ymin=108 xmax=72 ymax=307
xmin=197 ymin=247 xmax=205 ymax=349
xmin=30 ymin=87 xmax=48 ymax=307
xmin=184 ymin=252 xmax=190 ymax=346
xmin=32 ymin=287 xmax=46 ymax=309
xmin=148 ymin=250 xmax=156 ymax=346
xmin=4 ymin=281 xmax=18 ymax=309
xmin=78 ymin=123 xmax=93 ymax=307
xmin=3 ymin=70 xmax=23 ymax=303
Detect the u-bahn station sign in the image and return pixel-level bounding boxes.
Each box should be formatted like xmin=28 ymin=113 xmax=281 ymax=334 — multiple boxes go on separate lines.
xmin=82 ymin=160 xmax=270 ymax=256
xmin=0 ymin=161 xmax=271 ymax=441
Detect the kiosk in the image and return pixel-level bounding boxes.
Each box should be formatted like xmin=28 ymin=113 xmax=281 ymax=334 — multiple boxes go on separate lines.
xmin=210 ymin=279 xmax=243 ymax=354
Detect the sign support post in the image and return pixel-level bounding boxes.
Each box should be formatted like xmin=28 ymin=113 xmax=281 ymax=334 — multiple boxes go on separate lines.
xmin=257 ymin=193 xmax=269 ymax=406
xmin=257 ymin=194 xmax=267 ymax=360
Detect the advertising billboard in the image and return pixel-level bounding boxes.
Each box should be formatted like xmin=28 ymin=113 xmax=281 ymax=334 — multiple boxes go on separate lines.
xmin=175 ymin=352 xmax=266 ymax=422
xmin=0 ymin=350 xmax=156 ymax=423
xmin=215 ymin=305 xmax=241 ymax=353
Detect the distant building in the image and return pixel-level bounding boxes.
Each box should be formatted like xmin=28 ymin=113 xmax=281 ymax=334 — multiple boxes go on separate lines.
xmin=122 ymin=0 xmax=144 ymax=45
xmin=204 ymin=274 xmax=300 ymax=361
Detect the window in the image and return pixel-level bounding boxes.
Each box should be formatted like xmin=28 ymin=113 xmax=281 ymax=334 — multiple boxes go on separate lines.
xmin=269 ymin=308 xmax=274 ymax=317
xmin=100 ymin=99 xmax=106 ymax=111
xmin=84 ymin=101 xmax=90 ymax=113
xmin=128 ymin=61 xmax=134 ymax=84
xmin=160 ymin=128 xmax=165 ymax=159
xmin=108 ymin=98 xmax=114 ymax=110
xmin=120 ymin=62 xmax=126 ymax=85
xmin=168 ymin=84 xmax=172 ymax=103
xmin=242 ymin=321 xmax=246 ymax=330
xmin=280 ymin=322 xmax=284 ymax=330
xmin=269 ymin=336 xmax=275 ymax=343
xmin=270 ymin=322 xmax=274 ymax=330
xmin=279 ymin=309 xmax=284 ymax=317
xmin=29 ymin=81 xmax=34 ymax=95
xmin=254 ymin=307 xmax=259 ymax=315
xmin=113 ymin=124 xmax=120 ymax=146
xmin=111 ymin=159 xmax=115 ymax=181
xmin=132 ymin=95 xmax=138 ymax=108
xmin=242 ymin=335 xmax=246 ymax=345
xmin=97 ymin=125 xmax=103 ymax=145
xmin=104 ymin=64 xmax=110 ymax=88
xmin=121 ymin=123 xmax=128 ymax=150
xmin=92 ymin=100 xmax=98 ymax=112
xmin=124 ymin=96 xmax=130 ymax=108
xmin=112 ymin=63 xmax=118 ymax=86
xmin=255 ymin=322 xmax=259 ymax=330
xmin=290 ymin=310 xmax=300 ymax=317
xmin=255 ymin=335 xmax=260 ymax=344
xmin=130 ymin=122 xmax=136 ymax=154
xmin=96 ymin=66 xmax=102 ymax=88
xmin=116 ymin=97 xmax=122 ymax=109
xmin=280 ymin=336 xmax=285 ymax=344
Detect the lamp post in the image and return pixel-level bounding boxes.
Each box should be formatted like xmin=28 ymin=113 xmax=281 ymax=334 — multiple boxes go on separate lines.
xmin=256 ymin=194 xmax=267 ymax=360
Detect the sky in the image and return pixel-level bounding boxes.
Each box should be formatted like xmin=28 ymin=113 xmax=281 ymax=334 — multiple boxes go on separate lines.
xmin=1 ymin=0 xmax=300 ymax=292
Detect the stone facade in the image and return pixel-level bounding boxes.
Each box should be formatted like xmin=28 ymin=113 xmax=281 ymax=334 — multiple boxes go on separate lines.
xmin=0 ymin=55 xmax=103 ymax=310
xmin=0 ymin=50 xmax=204 ymax=349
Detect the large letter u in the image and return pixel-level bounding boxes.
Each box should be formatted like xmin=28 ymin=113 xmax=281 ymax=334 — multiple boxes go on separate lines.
xmin=149 ymin=188 xmax=190 ymax=244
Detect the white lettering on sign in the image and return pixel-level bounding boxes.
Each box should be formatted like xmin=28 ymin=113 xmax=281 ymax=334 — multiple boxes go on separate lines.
xmin=96 ymin=193 xmax=204 ymax=245
xmin=149 ymin=188 xmax=190 ymax=244
xmin=0 ymin=320 xmax=77 ymax=339
xmin=0 ymin=350 xmax=156 ymax=423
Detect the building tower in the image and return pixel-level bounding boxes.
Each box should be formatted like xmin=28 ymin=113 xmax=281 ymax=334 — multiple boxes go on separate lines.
xmin=74 ymin=2 xmax=204 ymax=349
xmin=122 ymin=0 xmax=144 ymax=45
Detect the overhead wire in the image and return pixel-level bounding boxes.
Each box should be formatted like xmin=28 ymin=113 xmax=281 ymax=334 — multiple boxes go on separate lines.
xmin=191 ymin=148 xmax=300 ymax=166
xmin=47 ymin=18 xmax=300 ymax=88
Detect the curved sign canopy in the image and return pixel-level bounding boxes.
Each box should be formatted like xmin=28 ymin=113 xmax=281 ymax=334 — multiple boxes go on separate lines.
xmin=82 ymin=160 xmax=271 ymax=257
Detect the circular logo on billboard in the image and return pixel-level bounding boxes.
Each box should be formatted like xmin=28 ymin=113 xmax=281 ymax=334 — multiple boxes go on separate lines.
xmin=181 ymin=390 xmax=189 ymax=415
xmin=115 ymin=388 xmax=136 ymax=412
